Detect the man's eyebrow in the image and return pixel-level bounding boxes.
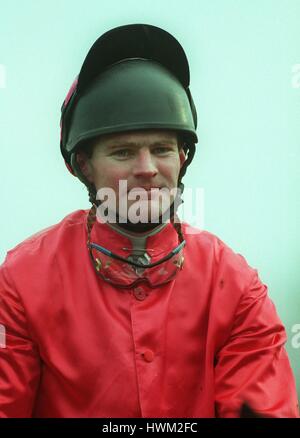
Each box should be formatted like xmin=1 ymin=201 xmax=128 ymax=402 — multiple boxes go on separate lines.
xmin=106 ymin=140 xmax=177 ymax=149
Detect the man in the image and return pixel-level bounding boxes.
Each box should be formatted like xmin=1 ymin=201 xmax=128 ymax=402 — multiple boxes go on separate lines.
xmin=0 ymin=24 xmax=298 ymax=418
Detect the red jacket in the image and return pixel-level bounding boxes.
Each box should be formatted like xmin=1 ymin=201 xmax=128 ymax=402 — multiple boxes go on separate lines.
xmin=0 ymin=210 xmax=298 ymax=417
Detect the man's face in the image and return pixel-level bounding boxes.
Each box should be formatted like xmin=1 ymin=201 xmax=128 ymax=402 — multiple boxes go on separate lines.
xmin=77 ymin=130 xmax=186 ymax=222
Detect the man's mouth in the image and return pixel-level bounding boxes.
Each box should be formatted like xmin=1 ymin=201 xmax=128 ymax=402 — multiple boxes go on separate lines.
xmin=127 ymin=187 xmax=165 ymax=202
xmin=129 ymin=186 xmax=162 ymax=193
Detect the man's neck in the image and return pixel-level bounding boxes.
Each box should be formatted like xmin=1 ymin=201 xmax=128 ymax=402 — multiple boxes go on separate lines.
xmin=112 ymin=201 xmax=177 ymax=234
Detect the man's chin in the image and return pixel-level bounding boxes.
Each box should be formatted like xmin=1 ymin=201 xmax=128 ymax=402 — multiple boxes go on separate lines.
xmin=96 ymin=202 xmax=173 ymax=225
xmin=126 ymin=200 xmax=172 ymax=224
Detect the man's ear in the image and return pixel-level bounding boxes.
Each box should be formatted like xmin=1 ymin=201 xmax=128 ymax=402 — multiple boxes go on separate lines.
xmin=76 ymin=151 xmax=94 ymax=183
xmin=179 ymin=148 xmax=186 ymax=169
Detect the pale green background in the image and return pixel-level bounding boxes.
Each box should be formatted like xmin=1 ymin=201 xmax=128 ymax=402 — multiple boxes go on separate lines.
xmin=1 ymin=0 xmax=300 ymax=401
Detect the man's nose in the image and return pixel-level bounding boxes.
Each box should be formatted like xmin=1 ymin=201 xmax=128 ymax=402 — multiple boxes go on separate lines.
xmin=132 ymin=149 xmax=158 ymax=178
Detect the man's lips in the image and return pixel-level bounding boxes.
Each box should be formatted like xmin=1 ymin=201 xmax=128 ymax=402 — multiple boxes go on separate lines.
xmin=128 ymin=186 xmax=163 ymax=193
xmin=127 ymin=187 xmax=165 ymax=200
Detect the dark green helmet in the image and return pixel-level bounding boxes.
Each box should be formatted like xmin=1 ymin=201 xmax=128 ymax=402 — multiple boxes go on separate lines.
xmin=60 ymin=24 xmax=198 ymax=193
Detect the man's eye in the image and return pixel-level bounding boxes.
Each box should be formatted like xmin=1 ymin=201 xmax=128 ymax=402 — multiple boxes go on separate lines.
xmin=153 ymin=147 xmax=172 ymax=154
xmin=113 ymin=149 xmax=132 ymax=157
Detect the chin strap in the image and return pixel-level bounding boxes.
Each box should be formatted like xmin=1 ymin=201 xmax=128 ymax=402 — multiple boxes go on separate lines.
xmin=87 ymin=203 xmax=184 ymax=242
